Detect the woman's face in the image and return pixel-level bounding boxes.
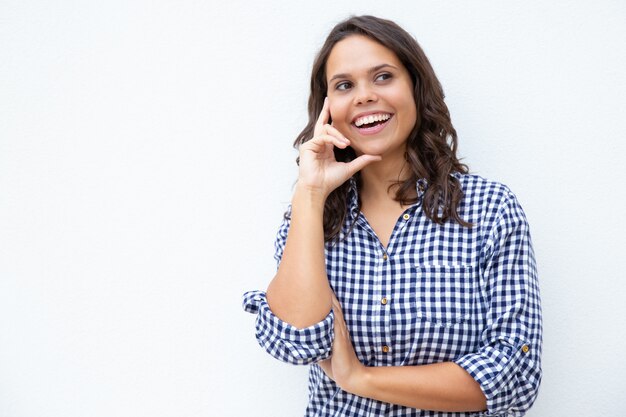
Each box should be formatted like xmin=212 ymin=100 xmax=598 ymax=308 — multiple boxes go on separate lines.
xmin=325 ymin=35 xmax=417 ymax=160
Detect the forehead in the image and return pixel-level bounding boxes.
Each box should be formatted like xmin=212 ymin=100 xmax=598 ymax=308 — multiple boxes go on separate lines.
xmin=326 ymin=35 xmax=404 ymax=79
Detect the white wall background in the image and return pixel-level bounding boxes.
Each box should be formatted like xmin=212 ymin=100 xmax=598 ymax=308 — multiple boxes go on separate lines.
xmin=1 ymin=1 xmax=625 ymax=416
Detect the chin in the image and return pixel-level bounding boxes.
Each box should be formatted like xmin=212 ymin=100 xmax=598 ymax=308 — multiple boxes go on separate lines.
xmin=358 ymin=147 xmax=386 ymax=157
xmin=352 ymin=140 xmax=398 ymax=158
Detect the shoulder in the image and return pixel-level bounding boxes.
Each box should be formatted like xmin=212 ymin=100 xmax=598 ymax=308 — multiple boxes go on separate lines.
xmin=452 ymin=173 xmax=526 ymax=226
xmin=454 ymin=173 xmax=515 ymax=201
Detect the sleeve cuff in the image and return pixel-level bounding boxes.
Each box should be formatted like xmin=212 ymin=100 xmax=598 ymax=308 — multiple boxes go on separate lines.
xmin=242 ymin=290 xmax=334 ymax=364
xmin=454 ymin=337 xmax=538 ymax=416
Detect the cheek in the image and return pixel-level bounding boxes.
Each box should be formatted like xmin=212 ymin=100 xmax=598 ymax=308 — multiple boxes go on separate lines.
xmin=328 ymin=101 xmax=347 ymax=126
xmin=405 ymin=102 xmax=417 ymax=126
xmin=396 ymin=93 xmax=417 ymax=126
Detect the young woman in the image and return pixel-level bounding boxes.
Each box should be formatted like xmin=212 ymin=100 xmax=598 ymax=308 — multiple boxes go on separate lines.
xmin=243 ymin=15 xmax=542 ymax=417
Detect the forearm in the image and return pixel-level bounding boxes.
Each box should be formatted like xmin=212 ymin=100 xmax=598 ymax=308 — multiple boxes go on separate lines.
xmin=352 ymin=362 xmax=486 ymax=412
xmin=265 ymin=185 xmax=332 ymax=328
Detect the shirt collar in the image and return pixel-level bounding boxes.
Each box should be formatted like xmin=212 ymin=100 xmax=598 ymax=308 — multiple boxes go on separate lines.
xmin=347 ymin=176 xmax=429 ymax=214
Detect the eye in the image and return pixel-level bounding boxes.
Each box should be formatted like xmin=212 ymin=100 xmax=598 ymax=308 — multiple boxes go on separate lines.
xmin=335 ymin=81 xmax=352 ymax=91
xmin=375 ymin=72 xmax=392 ymax=82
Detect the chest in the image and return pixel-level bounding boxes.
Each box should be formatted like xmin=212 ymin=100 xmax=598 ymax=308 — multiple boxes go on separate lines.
xmin=324 ymin=212 xmax=487 ymax=366
xmin=360 ymin=201 xmax=410 ymax=249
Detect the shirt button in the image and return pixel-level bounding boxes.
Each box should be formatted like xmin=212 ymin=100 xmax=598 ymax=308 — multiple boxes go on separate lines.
xmin=382 ymin=253 xmax=388 ymax=260
xmin=522 ymin=345 xmax=530 ymax=353
xmin=381 ymin=297 xmax=388 ymax=305
xmin=402 ymin=213 xmax=410 ymax=220
xmin=382 ymin=345 xmax=390 ymax=353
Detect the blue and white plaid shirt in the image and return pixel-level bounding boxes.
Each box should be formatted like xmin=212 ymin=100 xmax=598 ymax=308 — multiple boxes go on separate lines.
xmin=243 ymin=174 xmax=542 ymax=417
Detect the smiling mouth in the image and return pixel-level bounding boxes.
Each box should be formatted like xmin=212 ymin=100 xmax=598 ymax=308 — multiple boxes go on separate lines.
xmin=352 ymin=113 xmax=393 ymax=134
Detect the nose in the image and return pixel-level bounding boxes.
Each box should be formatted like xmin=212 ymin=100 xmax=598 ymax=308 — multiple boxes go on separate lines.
xmin=354 ymin=84 xmax=378 ymax=105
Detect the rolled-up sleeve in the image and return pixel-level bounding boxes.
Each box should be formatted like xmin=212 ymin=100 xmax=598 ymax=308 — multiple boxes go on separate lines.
xmin=242 ymin=290 xmax=334 ymax=364
xmin=242 ymin=207 xmax=335 ymax=365
xmin=454 ymin=192 xmax=543 ymax=416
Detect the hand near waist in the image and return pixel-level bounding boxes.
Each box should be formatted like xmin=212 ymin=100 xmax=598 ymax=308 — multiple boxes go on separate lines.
xmin=318 ymin=295 xmax=487 ymax=412
xmin=318 ymin=294 xmax=366 ymax=393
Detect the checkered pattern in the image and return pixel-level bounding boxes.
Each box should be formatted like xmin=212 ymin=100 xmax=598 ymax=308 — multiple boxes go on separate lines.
xmin=243 ymin=174 xmax=542 ymax=417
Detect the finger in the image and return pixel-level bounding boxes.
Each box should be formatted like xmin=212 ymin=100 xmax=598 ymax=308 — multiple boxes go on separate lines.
xmin=319 ymin=358 xmax=332 ymax=371
xmin=331 ymin=292 xmax=340 ymax=306
xmin=331 ymin=295 xmax=346 ymax=326
xmin=345 ymin=154 xmax=383 ymax=177
xmin=323 ymin=124 xmax=350 ymax=144
xmin=331 ymin=293 xmax=341 ymax=312
xmin=314 ymin=97 xmax=330 ymax=134
xmin=318 ymin=359 xmax=334 ymax=380
xmin=305 ymin=134 xmax=349 ymax=151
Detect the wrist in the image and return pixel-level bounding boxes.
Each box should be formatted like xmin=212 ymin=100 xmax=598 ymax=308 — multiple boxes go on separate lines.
xmin=293 ymin=183 xmax=328 ymax=208
xmin=345 ymin=364 xmax=372 ymax=398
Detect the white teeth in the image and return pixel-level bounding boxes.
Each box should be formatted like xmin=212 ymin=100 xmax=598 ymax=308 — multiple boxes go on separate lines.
xmin=354 ymin=113 xmax=391 ymax=127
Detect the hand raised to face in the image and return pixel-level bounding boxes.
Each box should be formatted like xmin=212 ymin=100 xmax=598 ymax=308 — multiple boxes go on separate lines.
xmin=296 ymin=98 xmax=381 ymax=199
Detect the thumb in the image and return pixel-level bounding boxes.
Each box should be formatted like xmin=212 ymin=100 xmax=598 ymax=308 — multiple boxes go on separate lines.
xmin=345 ymin=154 xmax=382 ymax=177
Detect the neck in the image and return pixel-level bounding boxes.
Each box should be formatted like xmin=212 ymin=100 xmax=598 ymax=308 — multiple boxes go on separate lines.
xmin=359 ymin=150 xmax=413 ymax=204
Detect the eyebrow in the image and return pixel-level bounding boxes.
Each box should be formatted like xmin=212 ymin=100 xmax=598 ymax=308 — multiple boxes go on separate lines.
xmin=328 ymin=63 xmax=398 ymax=84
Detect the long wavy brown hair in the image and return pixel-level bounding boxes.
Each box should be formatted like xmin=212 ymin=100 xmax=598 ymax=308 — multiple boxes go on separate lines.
xmin=294 ymin=15 xmax=471 ymax=242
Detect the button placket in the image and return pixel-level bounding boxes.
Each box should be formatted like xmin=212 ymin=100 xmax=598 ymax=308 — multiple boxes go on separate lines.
xmin=378 ymin=250 xmax=393 ymax=364
xmin=372 ymin=242 xmax=389 ymax=365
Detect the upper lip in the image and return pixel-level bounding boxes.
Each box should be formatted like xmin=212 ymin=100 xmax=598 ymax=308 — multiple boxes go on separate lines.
xmin=351 ymin=111 xmax=393 ymax=124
